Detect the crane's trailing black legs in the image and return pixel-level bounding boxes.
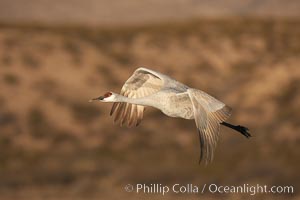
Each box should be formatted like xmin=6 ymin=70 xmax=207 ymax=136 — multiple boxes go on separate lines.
xmin=221 ymin=122 xmax=251 ymax=138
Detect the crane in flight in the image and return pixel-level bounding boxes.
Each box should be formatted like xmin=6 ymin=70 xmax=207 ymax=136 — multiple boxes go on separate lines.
xmin=90 ymin=67 xmax=251 ymax=164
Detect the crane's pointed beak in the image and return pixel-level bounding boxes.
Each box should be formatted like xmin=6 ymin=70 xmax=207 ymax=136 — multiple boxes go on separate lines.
xmin=89 ymin=96 xmax=104 ymax=102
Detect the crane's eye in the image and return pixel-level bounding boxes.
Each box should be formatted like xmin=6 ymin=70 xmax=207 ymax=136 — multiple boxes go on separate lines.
xmin=104 ymin=92 xmax=112 ymax=97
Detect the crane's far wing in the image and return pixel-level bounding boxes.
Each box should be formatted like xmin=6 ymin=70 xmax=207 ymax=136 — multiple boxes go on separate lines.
xmin=110 ymin=68 xmax=164 ymax=127
xmin=187 ymin=89 xmax=232 ymax=164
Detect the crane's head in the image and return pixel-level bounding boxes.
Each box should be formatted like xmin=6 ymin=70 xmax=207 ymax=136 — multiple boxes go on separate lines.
xmin=89 ymin=92 xmax=117 ymax=102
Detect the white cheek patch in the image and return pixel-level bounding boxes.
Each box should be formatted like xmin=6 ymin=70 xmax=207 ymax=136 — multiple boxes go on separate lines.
xmin=103 ymin=95 xmax=115 ymax=102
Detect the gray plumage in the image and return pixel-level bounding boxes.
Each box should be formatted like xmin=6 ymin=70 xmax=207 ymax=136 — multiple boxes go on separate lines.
xmin=92 ymin=67 xmax=234 ymax=164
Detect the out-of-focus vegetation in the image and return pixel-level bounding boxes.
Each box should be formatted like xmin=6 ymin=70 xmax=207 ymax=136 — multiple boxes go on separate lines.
xmin=0 ymin=19 xmax=299 ymax=200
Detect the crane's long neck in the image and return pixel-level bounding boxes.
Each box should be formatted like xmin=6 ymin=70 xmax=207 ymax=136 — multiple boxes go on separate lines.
xmin=115 ymin=94 xmax=157 ymax=107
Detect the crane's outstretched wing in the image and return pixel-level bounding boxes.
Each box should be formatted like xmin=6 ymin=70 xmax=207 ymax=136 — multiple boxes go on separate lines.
xmin=187 ymin=89 xmax=232 ymax=164
xmin=110 ymin=68 xmax=164 ymax=127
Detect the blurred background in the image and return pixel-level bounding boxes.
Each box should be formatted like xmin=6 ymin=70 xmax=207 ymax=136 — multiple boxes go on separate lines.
xmin=0 ymin=0 xmax=299 ymax=199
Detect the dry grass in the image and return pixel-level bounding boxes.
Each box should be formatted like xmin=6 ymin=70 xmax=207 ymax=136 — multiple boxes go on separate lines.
xmin=0 ymin=19 xmax=299 ymax=200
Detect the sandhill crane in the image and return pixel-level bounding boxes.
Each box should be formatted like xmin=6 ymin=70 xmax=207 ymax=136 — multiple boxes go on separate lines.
xmin=90 ymin=67 xmax=250 ymax=164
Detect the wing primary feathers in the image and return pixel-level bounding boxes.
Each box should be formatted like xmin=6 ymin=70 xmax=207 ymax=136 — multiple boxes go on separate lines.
xmin=114 ymin=102 xmax=125 ymax=123
xmin=110 ymin=68 xmax=164 ymax=127
xmin=121 ymin=103 xmax=130 ymax=126
xmin=110 ymin=103 xmax=118 ymax=116
xmin=198 ymin=129 xmax=205 ymax=165
xmin=188 ymin=88 xmax=231 ymax=164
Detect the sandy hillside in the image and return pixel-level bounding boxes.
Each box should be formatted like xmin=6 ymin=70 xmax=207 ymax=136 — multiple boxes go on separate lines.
xmin=0 ymin=19 xmax=300 ymax=199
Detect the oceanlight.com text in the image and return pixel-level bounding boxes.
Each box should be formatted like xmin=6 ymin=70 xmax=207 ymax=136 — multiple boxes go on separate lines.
xmin=124 ymin=183 xmax=294 ymax=196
